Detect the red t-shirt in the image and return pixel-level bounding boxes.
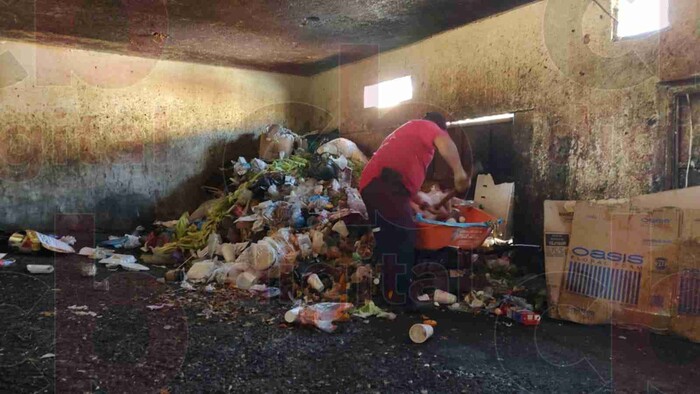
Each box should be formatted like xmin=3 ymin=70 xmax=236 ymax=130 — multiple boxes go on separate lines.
xmin=359 ymin=120 xmax=448 ymax=196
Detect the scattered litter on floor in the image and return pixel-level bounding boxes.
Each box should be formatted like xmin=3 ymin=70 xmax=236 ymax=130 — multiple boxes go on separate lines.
xmin=285 ymin=302 xmax=354 ymax=333
xmin=0 ymin=257 xmax=15 ymax=267
xmin=27 ymin=264 xmax=54 ymax=274
xmin=10 ymin=230 xmax=75 ymax=253
xmin=68 ymin=305 xmax=98 ymax=317
xmin=351 ymin=301 xmax=396 ymax=320
xmin=409 ymin=323 xmax=434 ymax=344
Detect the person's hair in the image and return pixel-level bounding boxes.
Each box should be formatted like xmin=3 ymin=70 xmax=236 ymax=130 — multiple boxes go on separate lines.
xmin=423 ymin=112 xmax=448 ymax=130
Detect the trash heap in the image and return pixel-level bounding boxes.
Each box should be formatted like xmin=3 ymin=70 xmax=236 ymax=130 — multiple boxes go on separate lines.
xmin=139 ymin=133 xmax=377 ymax=315
xmin=2 ymin=125 xmax=545 ymax=337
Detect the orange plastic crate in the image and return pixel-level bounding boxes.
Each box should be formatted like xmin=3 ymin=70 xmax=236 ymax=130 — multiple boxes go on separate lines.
xmin=415 ymin=206 xmax=498 ymax=250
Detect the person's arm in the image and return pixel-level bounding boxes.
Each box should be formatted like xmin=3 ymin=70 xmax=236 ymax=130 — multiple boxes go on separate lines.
xmin=434 ymin=134 xmax=470 ymax=193
xmin=411 ymin=193 xmax=430 ymax=209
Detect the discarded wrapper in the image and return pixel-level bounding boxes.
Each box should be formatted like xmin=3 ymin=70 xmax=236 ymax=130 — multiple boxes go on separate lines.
xmin=9 ymin=230 xmax=75 ymax=254
xmin=27 ymin=265 xmax=54 ymax=274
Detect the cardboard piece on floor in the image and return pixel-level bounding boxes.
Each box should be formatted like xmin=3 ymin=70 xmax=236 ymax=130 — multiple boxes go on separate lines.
xmin=474 ymin=174 xmax=514 ymax=238
xmin=542 ymin=200 xmax=575 ymax=319
xmin=32 ymin=231 xmax=75 ymax=254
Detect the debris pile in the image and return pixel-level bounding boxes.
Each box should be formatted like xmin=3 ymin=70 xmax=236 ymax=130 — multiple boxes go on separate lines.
xmin=2 ymin=126 xmax=547 ymax=336
xmin=136 ymin=136 xmax=376 ymax=321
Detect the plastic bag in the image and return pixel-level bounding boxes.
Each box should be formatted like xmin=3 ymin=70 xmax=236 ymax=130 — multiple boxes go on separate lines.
xmin=296 ymin=233 xmax=312 ymax=258
xmin=329 ymin=179 xmax=341 ymax=194
xmin=307 ymin=153 xmax=337 ymax=180
xmin=308 ymin=195 xmax=331 ymax=211
xmin=251 ymin=240 xmax=278 ymax=271
xmin=233 ymin=157 xmax=251 ymax=176
xmin=291 ymin=204 xmax=305 ymax=229
xmin=250 ymin=158 xmax=268 ymax=173
xmin=304 ymin=129 xmax=340 ymax=153
xmin=345 ymin=187 xmax=368 ymax=219
xmin=251 ymin=173 xmax=284 ymax=199
xmin=259 ymin=124 xmax=300 ymax=161
xmin=290 ymin=302 xmax=354 ymax=333
xmin=220 ymin=242 xmax=248 ymax=262
xmin=331 ymin=155 xmax=348 ymax=170
xmin=316 ymin=138 xmax=368 ymax=164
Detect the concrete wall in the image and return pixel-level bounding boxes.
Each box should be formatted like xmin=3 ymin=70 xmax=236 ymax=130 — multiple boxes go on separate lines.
xmin=0 ymin=41 xmax=310 ymax=232
xmin=307 ymin=0 xmax=699 ymax=242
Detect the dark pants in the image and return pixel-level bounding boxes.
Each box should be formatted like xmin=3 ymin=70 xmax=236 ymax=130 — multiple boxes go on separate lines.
xmin=361 ymin=168 xmax=416 ymax=306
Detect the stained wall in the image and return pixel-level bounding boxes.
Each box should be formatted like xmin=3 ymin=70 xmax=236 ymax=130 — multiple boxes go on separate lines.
xmin=0 ymin=41 xmax=310 ymax=231
xmin=307 ymin=0 xmax=699 ymax=242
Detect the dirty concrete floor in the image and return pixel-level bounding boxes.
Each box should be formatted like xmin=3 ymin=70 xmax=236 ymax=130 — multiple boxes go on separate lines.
xmin=2 ymin=254 xmax=700 ymax=393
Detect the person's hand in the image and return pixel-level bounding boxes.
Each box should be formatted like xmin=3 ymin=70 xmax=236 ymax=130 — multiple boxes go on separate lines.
xmin=454 ymin=169 xmax=470 ymax=193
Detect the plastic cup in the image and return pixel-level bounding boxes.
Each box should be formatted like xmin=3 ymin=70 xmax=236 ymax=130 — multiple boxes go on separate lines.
xmin=236 ymin=271 xmax=258 ymax=290
xmin=221 ymin=244 xmax=237 ymax=262
xmin=434 ymin=289 xmax=457 ymax=304
xmin=166 ymin=269 xmax=187 ymax=282
xmin=409 ymin=324 xmax=434 ymax=344
xmin=284 ymin=306 xmax=303 ymax=323
xmin=307 ymin=273 xmax=325 ymax=292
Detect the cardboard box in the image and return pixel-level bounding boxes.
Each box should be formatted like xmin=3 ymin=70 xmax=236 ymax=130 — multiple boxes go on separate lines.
xmin=545 ymin=186 xmax=700 ymax=341
xmin=543 ymin=200 xmax=575 ymax=319
xmin=670 ymin=209 xmax=700 ymax=342
xmin=557 ymin=203 xmax=680 ymax=331
xmin=475 ymin=174 xmax=514 ymax=238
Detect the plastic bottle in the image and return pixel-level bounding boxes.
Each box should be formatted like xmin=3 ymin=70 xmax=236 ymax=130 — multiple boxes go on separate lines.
xmin=207 ymin=233 xmax=222 ymax=260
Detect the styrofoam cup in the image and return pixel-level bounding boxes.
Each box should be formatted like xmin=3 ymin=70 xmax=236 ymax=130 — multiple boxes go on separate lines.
xmin=307 ymin=273 xmax=325 ymax=292
xmin=284 ymin=306 xmax=303 ymax=323
xmin=409 ymin=324 xmax=434 ymax=344
xmin=236 ymin=271 xmax=258 ymax=290
xmin=221 ymin=243 xmax=237 ymax=262
xmin=434 ymin=289 xmax=457 ymax=304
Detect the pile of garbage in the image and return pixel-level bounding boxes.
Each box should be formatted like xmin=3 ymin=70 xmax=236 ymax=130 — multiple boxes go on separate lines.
xmin=132 ymin=131 xmax=379 ymax=321
xmin=2 ymin=125 xmax=545 ymax=337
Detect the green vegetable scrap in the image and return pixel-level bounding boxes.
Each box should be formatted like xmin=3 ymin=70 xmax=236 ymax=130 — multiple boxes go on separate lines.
xmin=350 ymin=301 xmax=396 ymax=320
xmin=155 ymin=155 xmax=310 ymax=254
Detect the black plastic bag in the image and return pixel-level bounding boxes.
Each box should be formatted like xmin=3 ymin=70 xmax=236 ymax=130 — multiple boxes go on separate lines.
xmin=307 ymin=153 xmax=338 ymax=180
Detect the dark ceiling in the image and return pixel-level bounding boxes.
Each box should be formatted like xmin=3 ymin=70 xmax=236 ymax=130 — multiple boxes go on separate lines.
xmin=0 ymin=0 xmax=534 ymax=75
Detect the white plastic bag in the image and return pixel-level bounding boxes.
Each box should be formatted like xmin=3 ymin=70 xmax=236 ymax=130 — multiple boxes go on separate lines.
xmin=316 ymin=138 xmax=368 ymax=164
